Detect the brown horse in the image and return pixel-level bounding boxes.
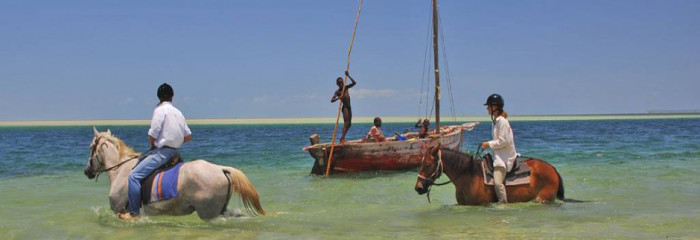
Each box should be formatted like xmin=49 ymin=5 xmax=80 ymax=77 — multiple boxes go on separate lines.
xmin=415 ymin=144 xmax=581 ymax=205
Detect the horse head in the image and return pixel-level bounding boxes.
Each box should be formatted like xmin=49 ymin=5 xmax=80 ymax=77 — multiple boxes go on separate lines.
xmin=415 ymin=142 xmax=442 ymax=195
xmin=84 ymin=127 xmax=120 ymax=179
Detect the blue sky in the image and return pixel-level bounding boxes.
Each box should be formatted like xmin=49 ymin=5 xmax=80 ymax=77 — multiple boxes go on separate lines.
xmin=2 ymin=1 xmax=699 ymax=121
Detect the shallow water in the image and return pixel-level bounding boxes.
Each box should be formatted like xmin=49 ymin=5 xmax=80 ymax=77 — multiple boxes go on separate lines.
xmin=1 ymin=119 xmax=699 ymax=239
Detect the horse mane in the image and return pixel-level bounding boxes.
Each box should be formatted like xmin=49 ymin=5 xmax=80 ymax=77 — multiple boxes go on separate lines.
xmin=98 ymin=132 xmax=140 ymax=159
xmin=438 ymin=148 xmax=474 ymax=172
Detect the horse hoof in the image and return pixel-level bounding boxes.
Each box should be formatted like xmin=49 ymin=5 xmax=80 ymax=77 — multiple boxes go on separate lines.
xmin=224 ymin=208 xmax=245 ymax=218
xmin=232 ymin=208 xmax=244 ymax=217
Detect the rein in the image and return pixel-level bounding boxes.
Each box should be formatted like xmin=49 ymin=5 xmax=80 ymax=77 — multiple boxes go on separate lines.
xmin=433 ymin=179 xmax=453 ymax=186
xmin=92 ymin=155 xmax=138 ymax=182
xmin=100 ymin=156 xmax=138 ymax=173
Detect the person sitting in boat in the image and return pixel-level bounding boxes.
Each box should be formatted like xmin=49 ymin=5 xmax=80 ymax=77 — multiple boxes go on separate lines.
xmin=331 ymin=71 xmax=357 ymax=144
xmin=481 ymin=93 xmax=517 ymax=204
xmin=414 ymin=118 xmax=430 ymax=138
xmin=359 ymin=117 xmax=387 ymax=143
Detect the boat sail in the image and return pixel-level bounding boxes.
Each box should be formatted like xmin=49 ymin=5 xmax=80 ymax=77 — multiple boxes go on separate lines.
xmin=304 ymin=0 xmax=478 ymax=175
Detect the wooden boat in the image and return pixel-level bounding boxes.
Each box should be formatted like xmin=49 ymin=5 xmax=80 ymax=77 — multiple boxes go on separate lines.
xmin=304 ymin=123 xmax=477 ymax=175
xmin=304 ymin=0 xmax=477 ymax=175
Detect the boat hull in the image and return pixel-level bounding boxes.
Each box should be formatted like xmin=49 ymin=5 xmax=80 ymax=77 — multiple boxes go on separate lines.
xmin=304 ymin=125 xmax=468 ymax=175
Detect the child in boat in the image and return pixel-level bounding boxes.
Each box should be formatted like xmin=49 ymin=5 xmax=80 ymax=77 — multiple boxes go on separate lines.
xmin=414 ymin=118 xmax=430 ymax=138
xmin=481 ymin=93 xmax=517 ymax=204
xmin=331 ymin=71 xmax=357 ymax=144
xmin=359 ymin=117 xmax=387 ymax=143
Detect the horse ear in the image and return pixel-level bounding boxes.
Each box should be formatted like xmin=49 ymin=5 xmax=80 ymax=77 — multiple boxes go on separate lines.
xmin=106 ymin=129 xmax=111 ymax=136
xmin=93 ymin=126 xmax=99 ymax=136
xmin=431 ymin=143 xmax=440 ymax=155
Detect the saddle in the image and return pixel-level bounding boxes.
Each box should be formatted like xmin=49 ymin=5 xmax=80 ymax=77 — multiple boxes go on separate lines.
xmin=138 ymin=151 xmax=184 ymax=205
xmin=481 ymin=153 xmax=531 ymax=186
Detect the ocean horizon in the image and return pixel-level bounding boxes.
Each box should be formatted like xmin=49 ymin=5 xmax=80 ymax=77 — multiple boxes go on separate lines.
xmin=1 ymin=113 xmax=699 ymax=127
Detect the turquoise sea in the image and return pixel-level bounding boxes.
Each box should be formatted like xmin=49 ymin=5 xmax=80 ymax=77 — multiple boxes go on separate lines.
xmin=1 ymin=118 xmax=699 ymax=239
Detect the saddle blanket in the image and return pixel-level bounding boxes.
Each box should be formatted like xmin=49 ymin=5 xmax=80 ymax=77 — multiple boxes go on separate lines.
xmin=141 ymin=162 xmax=184 ymax=204
xmin=482 ymin=159 xmax=531 ymax=186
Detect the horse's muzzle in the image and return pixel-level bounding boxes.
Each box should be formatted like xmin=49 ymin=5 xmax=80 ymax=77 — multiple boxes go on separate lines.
xmin=84 ymin=167 xmax=96 ymax=179
xmin=415 ymin=186 xmax=428 ymax=195
xmin=415 ymin=180 xmax=429 ymax=195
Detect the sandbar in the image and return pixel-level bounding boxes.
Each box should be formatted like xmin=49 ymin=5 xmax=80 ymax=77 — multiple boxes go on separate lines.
xmin=1 ymin=113 xmax=698 ymax=127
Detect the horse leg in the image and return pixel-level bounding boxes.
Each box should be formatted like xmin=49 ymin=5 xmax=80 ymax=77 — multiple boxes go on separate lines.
xmin=534 ymin=195 xmax=552 ymax=204
xmin=177 ymin=161 xmax=233 ymax=220
xmin=534 ymin=183 xmax=559 ymax=204
xmin=538 ymin=179 xmax=560 ymax=203
xmin=193 ymin=198 xmax=228 ymax=220
xmin=192 ymin=173 xmax=232 ymax=220
xmin=179 ymin=160 xmax=264 ymax=219
xmin=531 ymin=160 xmax=561 ymax=203
xmin=190 ymin=191 xmax=230 ymax=219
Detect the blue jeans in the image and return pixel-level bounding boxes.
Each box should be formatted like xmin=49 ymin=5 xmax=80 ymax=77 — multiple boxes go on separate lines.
xmin=128 ymin=147 xmax=178 ymax=214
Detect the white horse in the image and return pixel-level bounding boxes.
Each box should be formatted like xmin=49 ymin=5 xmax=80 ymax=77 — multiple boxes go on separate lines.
xmin=84 ymin=127 xmax=265 ymax=219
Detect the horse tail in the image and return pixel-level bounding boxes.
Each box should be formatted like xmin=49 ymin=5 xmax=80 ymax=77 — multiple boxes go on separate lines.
xmin=553 ymin=166 xmax=587 ymax=203
xmin=554 ymin=168 xmax=566 ymax=201
xmin=222 ymin=167 xmax=266 ymax=216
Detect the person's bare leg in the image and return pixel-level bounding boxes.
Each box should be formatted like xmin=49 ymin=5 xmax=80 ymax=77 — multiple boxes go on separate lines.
xmin=340 ymin=107 xmax=351 ymax=143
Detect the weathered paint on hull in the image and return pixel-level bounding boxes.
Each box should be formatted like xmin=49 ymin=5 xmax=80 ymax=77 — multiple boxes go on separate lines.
xmin=305 ymin=126 xmax=466 ymax=175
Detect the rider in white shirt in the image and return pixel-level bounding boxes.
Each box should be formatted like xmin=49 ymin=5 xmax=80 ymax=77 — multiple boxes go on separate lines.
xmin=148 ymin=101 xmax=190 ymax=149
xmin=481 ymin=94 xmax=518 ymax=204
xmin=119 ymin=83 xmax=192 ymax=220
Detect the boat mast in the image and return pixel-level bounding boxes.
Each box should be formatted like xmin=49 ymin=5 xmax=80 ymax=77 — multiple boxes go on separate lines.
xmin=431 ymin=0 xmax=441 ymax=134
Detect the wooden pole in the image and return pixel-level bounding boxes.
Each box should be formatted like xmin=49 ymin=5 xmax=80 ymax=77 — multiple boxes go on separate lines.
xmin=432 ymin=0 xmax=441 ymax=135
xmin=325 ymin=0 xmax=364 ymax=177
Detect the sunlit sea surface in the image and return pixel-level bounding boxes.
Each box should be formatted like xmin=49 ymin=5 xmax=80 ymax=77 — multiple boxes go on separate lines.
xmin=1 ymin=119 xmax=699 ymax=239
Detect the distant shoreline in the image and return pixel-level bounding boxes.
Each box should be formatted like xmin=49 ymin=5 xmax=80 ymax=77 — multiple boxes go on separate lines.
xmin=1 ymin=113 xmax=699 ymax=127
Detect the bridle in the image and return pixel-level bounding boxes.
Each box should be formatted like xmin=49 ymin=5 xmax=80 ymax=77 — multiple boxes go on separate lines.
xmin=87 ymin=136 xmax=137 ymax=181
xmin=417 ymin=149 xmax=451 ymax=203
xmin=417 ymin=149 xmax=443 ymax=184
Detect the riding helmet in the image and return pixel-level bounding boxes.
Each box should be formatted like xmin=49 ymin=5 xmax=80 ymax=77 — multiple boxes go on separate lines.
xmin=484 ymin=93 xmax=504 ymax=107
xmin=157 ymin=83 xmax=174 ymax=100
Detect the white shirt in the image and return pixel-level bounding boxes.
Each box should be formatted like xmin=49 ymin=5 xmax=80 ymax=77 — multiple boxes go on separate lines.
xmin=488 ymin=116 xmax=518 ymax=172
xmin=366 ymin=126 xmax=386 ymax=142
xmin=148 ymin=102 xmax=191 ymax=149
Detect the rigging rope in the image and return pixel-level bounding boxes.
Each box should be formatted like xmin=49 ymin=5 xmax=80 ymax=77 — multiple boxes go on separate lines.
xmin=419 ymin=0 xmax=433 ymax=120
xmin=326 ymin=0 xmax=364 ymax=177
xmin=439 ymin=13 xmax=457 ymax=122
xmin=419 ymin=2 xmax=458 ymax=123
